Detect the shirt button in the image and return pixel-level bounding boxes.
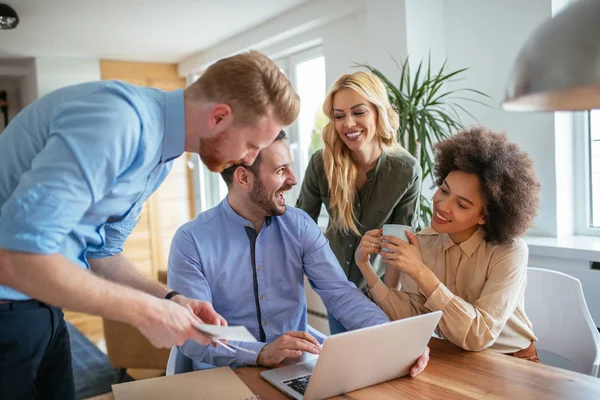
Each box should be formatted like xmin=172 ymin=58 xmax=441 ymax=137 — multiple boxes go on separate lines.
xmin=346 ymin=261 xmax=350 ymax=265
xmin=260 ymin=294 xmax=265 ymax=300
xmin=349 ymin=244 xmax=353 ymax=248
xmin=263 ymin=321 xmax=269 ymax=327
xmin=257 ymin=266 xmax=262 ymax=271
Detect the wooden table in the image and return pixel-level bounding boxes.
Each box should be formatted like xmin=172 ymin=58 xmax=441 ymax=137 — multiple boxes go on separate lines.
xmin=235 ymin=338 xmax=600 ymax=399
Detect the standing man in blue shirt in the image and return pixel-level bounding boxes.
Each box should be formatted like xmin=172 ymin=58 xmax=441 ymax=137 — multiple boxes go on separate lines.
xmin=0 ymin=51 xmax=299 ymax=400
xmin=168 ymin=131 xmax=429 ymax=374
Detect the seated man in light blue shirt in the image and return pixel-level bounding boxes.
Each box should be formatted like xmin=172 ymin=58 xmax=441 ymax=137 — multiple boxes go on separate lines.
xmin=168 ymin=131 xmax=429 ymax=374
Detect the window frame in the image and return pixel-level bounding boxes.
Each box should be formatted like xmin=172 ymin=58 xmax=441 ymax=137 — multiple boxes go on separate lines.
xmin=575 ymin=110 xmax=600 ymax=236
xmin=274 ymin=45 xmax=325 ymax=205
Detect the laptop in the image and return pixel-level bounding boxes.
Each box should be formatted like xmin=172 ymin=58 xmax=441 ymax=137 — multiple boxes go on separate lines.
xmin=261 ymin=311 xmax=442 ymax=400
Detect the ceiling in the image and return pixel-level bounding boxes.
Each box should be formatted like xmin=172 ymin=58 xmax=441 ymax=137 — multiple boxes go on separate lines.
xmin=0 ymin=0 xmax=310 ymax=63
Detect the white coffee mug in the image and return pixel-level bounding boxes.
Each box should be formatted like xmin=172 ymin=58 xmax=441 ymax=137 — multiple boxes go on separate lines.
xmin=382 ymin=224 xmax=415 ymax=252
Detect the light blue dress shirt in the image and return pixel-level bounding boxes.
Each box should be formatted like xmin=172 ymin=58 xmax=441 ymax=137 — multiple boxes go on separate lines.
xmin=168 ymin=198 xmax=390 ymax=370
xmin=0 ymin=81 xmax=185 ymax=300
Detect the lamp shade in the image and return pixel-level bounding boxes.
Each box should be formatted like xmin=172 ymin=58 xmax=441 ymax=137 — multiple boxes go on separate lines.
xmin=503 ymin=0 xmax=600 ymax=111
xmin=0 ymin=3 xmax=19 ymax=30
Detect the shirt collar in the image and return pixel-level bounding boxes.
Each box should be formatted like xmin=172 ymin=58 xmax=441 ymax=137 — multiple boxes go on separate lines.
xmin=442 ymin=227 xmax=485 ymax=258
xmin=221 ymin=197 xmax=272 ymax=230
xmin=160 ymin=89 xmax=185 ymax=163
xmin=366 ymin=149 xmax=388 ymax=180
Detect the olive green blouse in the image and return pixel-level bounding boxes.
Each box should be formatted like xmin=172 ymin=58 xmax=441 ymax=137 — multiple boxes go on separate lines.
xmin=296 ymin=148 xmax=422 ymax=292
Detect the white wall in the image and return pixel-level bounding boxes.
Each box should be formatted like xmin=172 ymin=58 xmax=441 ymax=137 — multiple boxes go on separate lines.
xmin=179 ymin=0 xmax=410 ymax=90
xmin=321 ymin=12 xmax=368 ymax=87
xmin=364 ymin=0 xmax=408 ymax=84
xmin=35 ymin=57 xmax=101 ymax=98
xmin=179 ymin=0 xmax=366 ymax=76
xmin=19 ymin=59 xmax=38 ymax=107
xmin=440 ymin=0 xmax=555 ymax=236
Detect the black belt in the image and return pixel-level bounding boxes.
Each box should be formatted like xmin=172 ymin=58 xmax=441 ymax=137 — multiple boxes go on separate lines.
xmin=0 ymin=299 xmax=45 ymax=310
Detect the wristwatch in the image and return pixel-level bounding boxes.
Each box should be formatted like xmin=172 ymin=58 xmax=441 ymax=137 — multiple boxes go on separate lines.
xmin=165 ymin=290 xmax=180 ymax=300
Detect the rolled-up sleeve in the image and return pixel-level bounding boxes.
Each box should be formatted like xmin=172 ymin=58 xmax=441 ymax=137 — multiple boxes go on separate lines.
xmin=87 ymin=216 xmax=140 ymax=259
xmin=0 ymin=93 xmax=140 ymax=255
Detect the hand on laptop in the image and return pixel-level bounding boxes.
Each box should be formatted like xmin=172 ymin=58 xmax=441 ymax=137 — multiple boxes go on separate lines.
xmin=257 ymin=331 xmax=321 ymax=367
xmin=410 ymin=346 xmax=430 ymax=377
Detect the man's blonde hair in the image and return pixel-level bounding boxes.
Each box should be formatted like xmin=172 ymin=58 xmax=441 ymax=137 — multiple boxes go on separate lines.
xmin=322 ymin=71 xmax=402 ymax=235
xmin=186 ymin=50 xmax=300 ymax=126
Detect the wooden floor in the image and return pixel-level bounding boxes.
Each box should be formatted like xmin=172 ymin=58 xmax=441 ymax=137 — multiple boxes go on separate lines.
xmin=64 ymin=310 xmax=105 ymax=348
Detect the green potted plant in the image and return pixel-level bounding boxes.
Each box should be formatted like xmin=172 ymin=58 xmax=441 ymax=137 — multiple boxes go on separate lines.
xmin=358 ymin=58 xmax=489 ymax=229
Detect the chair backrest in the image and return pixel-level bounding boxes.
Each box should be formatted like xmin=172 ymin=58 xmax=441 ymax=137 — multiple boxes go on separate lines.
xmin=166 ymin=346 xmax=194 ymax=376
xmin=103 ymin=319 xmax=170 ymax=370
xmin=525 ymin=267 xmax=600 ymax=376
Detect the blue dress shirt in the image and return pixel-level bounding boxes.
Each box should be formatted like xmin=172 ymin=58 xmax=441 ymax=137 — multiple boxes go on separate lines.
xmin=0 ymin=81 xmax=185 ymax=300
xmin=168 ymin=198 xmax=389 ymax=370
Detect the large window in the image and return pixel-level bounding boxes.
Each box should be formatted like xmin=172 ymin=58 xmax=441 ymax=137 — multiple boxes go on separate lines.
xmin=191 ymin=47 xmax=327 ymax=214
xmin=589 ymin=110 xmax=600 ymax=227
xmin=276 ymin=47 xmax=327 ymax=204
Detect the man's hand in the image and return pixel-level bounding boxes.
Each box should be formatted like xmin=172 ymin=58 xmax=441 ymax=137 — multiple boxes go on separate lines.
xmin=410 ymin=346 xmax=430 ymax=377
xmin=257 ymin=331 xmax=321 ymax=367
xmin=172 ymin=295 xmax=227 ymax=326
xmin=134 ymin=297 xmax=215 ymax=348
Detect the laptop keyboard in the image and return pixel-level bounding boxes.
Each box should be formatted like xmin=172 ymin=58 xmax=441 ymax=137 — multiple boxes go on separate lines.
xmin=283 ymin=374 xmax=312 ymax=395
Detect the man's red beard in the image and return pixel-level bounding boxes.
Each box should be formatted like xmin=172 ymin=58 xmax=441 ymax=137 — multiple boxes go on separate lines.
xmin=198 ymin=132 xmax=240 ymax=172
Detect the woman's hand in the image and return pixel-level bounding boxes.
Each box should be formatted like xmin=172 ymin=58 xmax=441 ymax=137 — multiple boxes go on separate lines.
xmin=379 ymin=231 xmax=424 ymax=276
xmin=355 ymin=228 xmax=382 ymax=264
xmin=354 ymin=228 xmax=384 ymax=289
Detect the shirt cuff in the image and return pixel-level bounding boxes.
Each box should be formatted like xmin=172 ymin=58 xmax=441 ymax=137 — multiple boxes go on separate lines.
xmin=424 ymin=283 xmax=453 ymax=311
xmin=236 ymin=341 xmax=267 ymax=366
xmin=368 ymin=278 xmax=391 ymax=304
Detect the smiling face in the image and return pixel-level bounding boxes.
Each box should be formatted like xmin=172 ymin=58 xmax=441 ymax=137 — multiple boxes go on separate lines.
xmin=332 ymin=88 xmax=379 ymax=154
xmin=431 ymin=170 xmax=487 ymax=244
xmin=248 ymin=140 xmax=298 ymax=216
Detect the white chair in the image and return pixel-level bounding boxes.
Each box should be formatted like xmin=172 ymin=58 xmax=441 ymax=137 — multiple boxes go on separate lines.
xmin=166 ymin=346 xmax=193 ymax=375
xmin=525 ymin=267 xmax=600 ymax=376
xmin=165 ymin=325 xmax=328 ymax=375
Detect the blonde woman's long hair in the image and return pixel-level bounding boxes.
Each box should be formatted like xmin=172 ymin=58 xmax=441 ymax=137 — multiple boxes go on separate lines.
xmin=322 ymin=71 xmax=402 ymax=235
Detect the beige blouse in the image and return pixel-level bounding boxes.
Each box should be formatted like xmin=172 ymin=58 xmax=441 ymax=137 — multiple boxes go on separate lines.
xmin=369 ymin=227 xmax=536 ymax=353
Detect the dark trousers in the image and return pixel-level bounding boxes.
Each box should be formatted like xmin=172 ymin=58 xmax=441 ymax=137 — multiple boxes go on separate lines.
xmin=0 ymin=300 xmax=75 ymax=400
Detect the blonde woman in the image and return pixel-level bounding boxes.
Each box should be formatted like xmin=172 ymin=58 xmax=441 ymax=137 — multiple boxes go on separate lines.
xmin=296 ymin=72 xmax=422 ymax=334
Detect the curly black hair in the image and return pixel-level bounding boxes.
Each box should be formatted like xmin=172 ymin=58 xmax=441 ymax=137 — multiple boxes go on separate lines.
xmin=433 ymin=126 xmax=540 ymax=244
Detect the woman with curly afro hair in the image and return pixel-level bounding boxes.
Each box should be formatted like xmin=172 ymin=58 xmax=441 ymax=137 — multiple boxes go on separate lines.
xmin=354 ymin=126 xmax=541 ymax=362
